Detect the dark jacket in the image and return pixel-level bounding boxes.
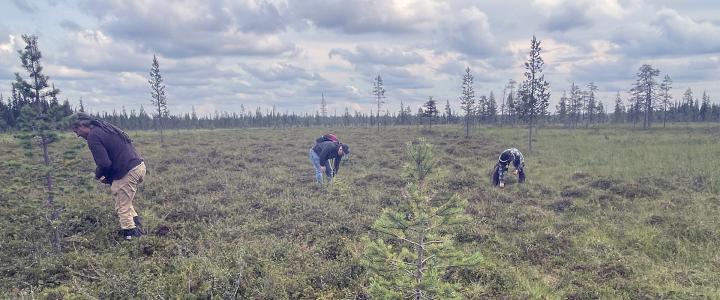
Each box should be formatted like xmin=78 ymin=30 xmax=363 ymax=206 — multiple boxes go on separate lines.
xmin=87 ymin=127 xmax=143 ymax=182
xmin=312 ymin=141 xmax=343 ymax=178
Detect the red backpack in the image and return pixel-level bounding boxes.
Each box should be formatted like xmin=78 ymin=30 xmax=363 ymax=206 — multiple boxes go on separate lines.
xmin=315 ymin=133 xmax=338 ymax=144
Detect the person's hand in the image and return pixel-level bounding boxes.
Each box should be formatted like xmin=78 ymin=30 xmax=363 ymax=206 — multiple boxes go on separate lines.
xmin=513 ymin=170 xmax=519 ymax=176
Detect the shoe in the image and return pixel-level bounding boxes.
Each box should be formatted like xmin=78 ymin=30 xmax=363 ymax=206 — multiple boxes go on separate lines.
xmin=499 ymin=182 xmax=505 ymax=188
xmin=122 ymin=228 xmax=143 ymax=240
xmin=133 ymin=216 xmax=144 ymax=234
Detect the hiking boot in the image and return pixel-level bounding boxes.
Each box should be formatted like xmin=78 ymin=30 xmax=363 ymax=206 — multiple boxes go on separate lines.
xmin=133 ymin=216 xmax=144 ymax=234
xmin=122 ymin=228 xmax=143 ymax=240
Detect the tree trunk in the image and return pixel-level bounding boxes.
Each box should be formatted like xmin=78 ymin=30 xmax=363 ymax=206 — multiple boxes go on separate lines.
xmin=528 ymin=118 xmax=533 ymax=153
xmin=414 ymin=232 xmax=425 ymax=300
xmin=465 ymin=116 xmax=469 ymax=138
xmin=41 ymin=137 xmax=61 ymax=252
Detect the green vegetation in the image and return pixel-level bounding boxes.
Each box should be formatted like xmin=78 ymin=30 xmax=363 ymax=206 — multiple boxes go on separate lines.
xmin=1 ymin=124 xmax=719 ymax=298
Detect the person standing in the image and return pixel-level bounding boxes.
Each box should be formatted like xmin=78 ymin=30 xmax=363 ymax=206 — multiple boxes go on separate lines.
xmin=70 ymin=113 xmax=146 ymax=240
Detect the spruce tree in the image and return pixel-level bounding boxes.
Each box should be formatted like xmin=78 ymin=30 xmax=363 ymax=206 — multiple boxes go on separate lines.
xmin=363 ymin=138 xmax=482 ymax=299
xmin=422 ymin=97 xmax=438 ymax=128
xmin=459 ymin=67 xmax=475 ymax=137
xmin=149 ymin=54 xmax=168 ymax=144
xmin=14 ymin=34 xmax=69 ymax=252
xmin=517 ymin=36 xmax=550 ymax=153
xmin=373 ymin=75 xmax=386 ymax=132
xmin=556 ymin=91 xmax=568 ymax=127
xmin=659 ymin=75 xmax=672 ymax=127
xmin=613 ymin=92 xmax=625 ymax=124
xmin=586 ymin=82 xmax=598 ymax=128
xmin=487 ymin=91 xmax=497 ymax=124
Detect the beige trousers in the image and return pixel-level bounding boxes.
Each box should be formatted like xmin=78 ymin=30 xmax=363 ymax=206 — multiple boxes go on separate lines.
xmin=110 ymin=162 xmax=146 ymax=229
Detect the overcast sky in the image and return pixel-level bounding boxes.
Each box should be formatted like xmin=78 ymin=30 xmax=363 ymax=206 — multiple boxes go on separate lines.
xmin=0 ymin=0 xmax=718 ymax=116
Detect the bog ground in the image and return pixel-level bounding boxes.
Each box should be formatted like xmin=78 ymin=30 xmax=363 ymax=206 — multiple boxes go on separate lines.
xmin=1 ymin=125 xmax=719 ymax=299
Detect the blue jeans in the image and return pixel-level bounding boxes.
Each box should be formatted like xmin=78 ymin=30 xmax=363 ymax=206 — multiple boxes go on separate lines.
xmin=309 ymin=149 xmax=323 ymax=184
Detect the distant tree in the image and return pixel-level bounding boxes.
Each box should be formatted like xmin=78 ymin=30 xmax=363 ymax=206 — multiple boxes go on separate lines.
xmin=596 ymin=101 xmax=607 ymax=123
xmin=631 ymin=64 xmax=659 ymax=129
xmin=500 ymin=79 xmax=516 ymax=127
xmin=320 ymin=92 xmax=328 ymax=121
xmin=682 ymin=88 xmax=694 ymax=122
xmin=612 ymin=92 xmax=625 ymax=123
xmin=517 ymin=36 xmax=551 ymax=153
xmin=568 ymin=83 xmax=582 ymax=128
xmin=507 ymin=88 xmax=518 ymax=126
xmin=586 ymin=82 xmax=598 ymax=127
xmin=487 ymin=91 xmax=498 ymax=124
xmin=475 ymin=95 xmax=486 ymax=125
xmin=444 ymin=99 xmax=452 ymax=124
xmin=556 ymin=91 xmax=568 ymax=127
xmin=658 ymin=75 xmax=672 ymax=127
xmin=373 ymin=75 xmax=386 ymax=132
xmin=0 ymin=94 xmax=8 ymax=131
xmin=148 ymin=54 xmax=168 ymax=144
xmin=422 ymin=97 xmax=438 ymax=128
xmin=77 ymin=97 xmax=85 ymax=113
xmin=700 ymin=91 xmax=711 ymax=121
xmin=363 ymin=138 xmax=482 ymax=299
xmin=459 ymin=67 xmax=475 ymax=137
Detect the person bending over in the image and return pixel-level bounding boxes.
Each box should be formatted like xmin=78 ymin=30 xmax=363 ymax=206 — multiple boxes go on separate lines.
xmin=309 ymin=140 xmax=349 ymax=184
xmin=493 ymin=148 xmax=525 ymax=188
xmin=70 ymin=113 xmax=146 ymax=240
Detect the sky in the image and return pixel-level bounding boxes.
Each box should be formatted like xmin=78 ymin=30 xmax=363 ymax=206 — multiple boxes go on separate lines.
xmin=0 ymin=0 xmax=719 ymax=116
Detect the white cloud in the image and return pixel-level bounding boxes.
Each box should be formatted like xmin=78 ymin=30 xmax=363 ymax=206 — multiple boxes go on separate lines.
xmin=290 ymin=0 xmax=448 ymax=34
xmin=438 ymin=6 xmax=497 ymax=57
xmin=329 ymin=45 xmax=425 ymax=66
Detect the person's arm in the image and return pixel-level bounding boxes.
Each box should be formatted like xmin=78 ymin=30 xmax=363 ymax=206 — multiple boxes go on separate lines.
xmin=324 ymin=159 xmax=333 ymax=179
xmin=87 ymin=134 xmax=112 ymax=180
xmin=333 ymin=156 xmax=342 ymax=176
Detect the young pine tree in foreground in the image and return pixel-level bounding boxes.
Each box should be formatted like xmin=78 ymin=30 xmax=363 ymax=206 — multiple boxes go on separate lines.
xmin=14 ymin=34 xmax=72 ymax=252
xmin=363 ymin=138 xmax=482 ymax=300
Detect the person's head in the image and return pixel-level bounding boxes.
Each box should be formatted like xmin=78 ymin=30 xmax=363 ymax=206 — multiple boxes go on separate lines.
xmin=499 ymin=151 xmax=512 ymax=163
xmin=338 ymin=143 xmax=350 ymax=157
xmin=69 ymin=112 xmax=95 ymax=139
xmin=69 ymin=112 xmax=132 ymax=143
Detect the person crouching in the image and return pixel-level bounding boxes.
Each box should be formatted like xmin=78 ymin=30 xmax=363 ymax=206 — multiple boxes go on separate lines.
xmin=493 ymin=148 xmax=525 ymax=188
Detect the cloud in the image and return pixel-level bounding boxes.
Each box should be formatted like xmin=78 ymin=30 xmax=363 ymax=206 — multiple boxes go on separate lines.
xmin=59 ymin=19 xmax=83 ymax=31
xmin=13 ymin=0 xmax=37 ymax=13
xmin=57 ymin=29 xmax=149 ymax=72
xmin=240 ymin=62 xmax=319 ymax=82
xmin=541 ymin=4 xmax=592 ymax=32
xmin=612 ymin=8 xmax=720 ymax=57
xmin=289 ymin=0 xmax=447 ymax=34
xmin=328 ymin=45 xmax=425 ymax=66
xmin=532 ymin=0 xmax=628 ymax=32
xmin=438 ymin=6 xmax=497 ymax=57
xmin=434 ymin=59 xmax=499 ymax=83
xmin=79 ymin=0 xmax=296 ymax=58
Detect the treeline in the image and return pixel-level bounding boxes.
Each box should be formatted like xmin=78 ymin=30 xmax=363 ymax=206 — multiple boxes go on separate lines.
xmin=2 ymin=88 xmax=718 ymax=132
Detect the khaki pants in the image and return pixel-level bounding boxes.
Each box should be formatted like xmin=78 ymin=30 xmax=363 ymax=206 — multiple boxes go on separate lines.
xmin=111 ymin=162 xmax=146 ymax=229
